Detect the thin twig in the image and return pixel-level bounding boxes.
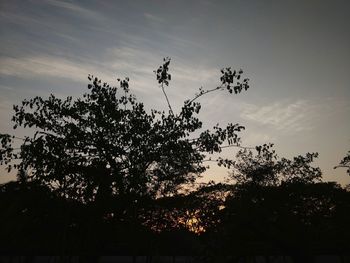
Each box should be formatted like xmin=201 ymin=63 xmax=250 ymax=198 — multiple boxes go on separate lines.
xmin=188 ymin=84 xmax=224 ymax=105
xmin=334 ymin=165 xmax=350 ymax=169
xmin=161 ymin=83 xmax=174 ymax=115
xmin=220 ymin=145 xmax=255 ymax=150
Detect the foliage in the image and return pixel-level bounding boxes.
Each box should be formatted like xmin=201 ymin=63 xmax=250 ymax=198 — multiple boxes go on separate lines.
xmin=0 ymin=58 xmax=249 ymax=209
xmin=334 ymin=150 xmax=350 ymax=175
xmin=218 ymin=143 xmax=322 ymax=186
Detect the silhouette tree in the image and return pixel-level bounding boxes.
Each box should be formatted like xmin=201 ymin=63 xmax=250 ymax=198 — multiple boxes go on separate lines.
xmin=334 ymin=150 xmax=350 ymax=176
xmin=1 ymin=58 xmax=350 ymax=258
xmin=0 ymin=58 xmax=250 ymax=219
xmin=199 ymin=146 xmax=349 ymax=259
xmin=217 ymin=143 xmax=322 ymax=186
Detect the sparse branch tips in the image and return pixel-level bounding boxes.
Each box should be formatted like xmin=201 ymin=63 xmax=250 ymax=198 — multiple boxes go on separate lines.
xmin=334 ymin=150 xmax=350 ymax=175
xmin=154 ymin=57 xmax=174 ymax=115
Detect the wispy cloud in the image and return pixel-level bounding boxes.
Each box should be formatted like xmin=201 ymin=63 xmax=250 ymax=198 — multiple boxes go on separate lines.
xmin=243 ymin=132 xmax=274 ymax=146
xmin=0 ymin=45 xmax=220 ymax=98
xmin=144 ymin=13 xmax=164 ymax=23
xmin=43 ymin=0 xmax=104 ymax=21
xmin=107 ymin=46 xmax=159 ymax=73
xmin=240 ymin=100 xmax=325 ymax=133
xmin=0 ymin=55 xmax=113 ymax=83
xmin=1 ymin=0 xmax=105 ymax=28
xmin=0 ymin=11 xmax=40 ymax=25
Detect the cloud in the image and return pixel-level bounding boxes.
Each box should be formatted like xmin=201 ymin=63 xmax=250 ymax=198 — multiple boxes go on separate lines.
xmin=144 ymin=13 xmax=164 ymax=23
xmin=108 ymin=46 xmax=159 ymax=73
xmin=1 ymin=0 xmax=105 ymax=29
xmin=240 ymin=100 xmax=323 ymax=133
xmin=43 ymin=0 xmax=104 ymax=21
xmin=243 ymin=132 xmax=274 ymax=146
xmin=0 ymin=55 xmax=113 ymax=83
xmin=0 ymin=10 xmax=40 ymax=25
xmin=0 ymin=46 xmax=220 ymax=99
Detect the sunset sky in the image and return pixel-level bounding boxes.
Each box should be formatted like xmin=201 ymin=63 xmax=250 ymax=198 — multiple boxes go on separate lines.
xmin=1 ymin=0 xmax=349 ymax=185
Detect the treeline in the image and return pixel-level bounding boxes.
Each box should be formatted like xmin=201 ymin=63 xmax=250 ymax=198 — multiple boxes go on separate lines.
xmin=1 ymin=179 xmax=350 ymax=259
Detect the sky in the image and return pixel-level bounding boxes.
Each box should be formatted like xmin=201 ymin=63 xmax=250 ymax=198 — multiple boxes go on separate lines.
xmin=0 ymin=0 xmax=349 ymax=185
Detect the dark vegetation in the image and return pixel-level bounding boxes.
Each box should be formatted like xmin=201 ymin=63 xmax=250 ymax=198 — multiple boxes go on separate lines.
xmin=1 ymin=58 xmax=350 ymax=260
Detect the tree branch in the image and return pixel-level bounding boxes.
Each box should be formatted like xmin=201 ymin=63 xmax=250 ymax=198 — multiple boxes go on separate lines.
xmin=188 ymin=84 xmax=224 ymax=105
xmin=161 ymin=83 xmax=174 ymax=115
xmin=220 ymin=144 xmax=255 ymax=150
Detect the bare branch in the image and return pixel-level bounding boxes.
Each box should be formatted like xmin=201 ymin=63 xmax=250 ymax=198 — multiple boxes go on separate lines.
xmin=161 ymin=83 xmax=174 ymax=115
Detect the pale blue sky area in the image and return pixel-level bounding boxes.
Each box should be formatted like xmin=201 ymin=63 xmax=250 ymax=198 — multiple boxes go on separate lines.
xmin=1 ymin=0 xmax=349 ymax=184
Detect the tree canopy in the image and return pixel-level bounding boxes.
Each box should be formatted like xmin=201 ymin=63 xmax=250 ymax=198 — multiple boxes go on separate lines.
xmin=1 ymin=58 xmax=349 ymax=258
xmin=0 ymin=58 xmax=249 ymax=206
xmin=218 ymin=143 xmax=322 ymax=186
